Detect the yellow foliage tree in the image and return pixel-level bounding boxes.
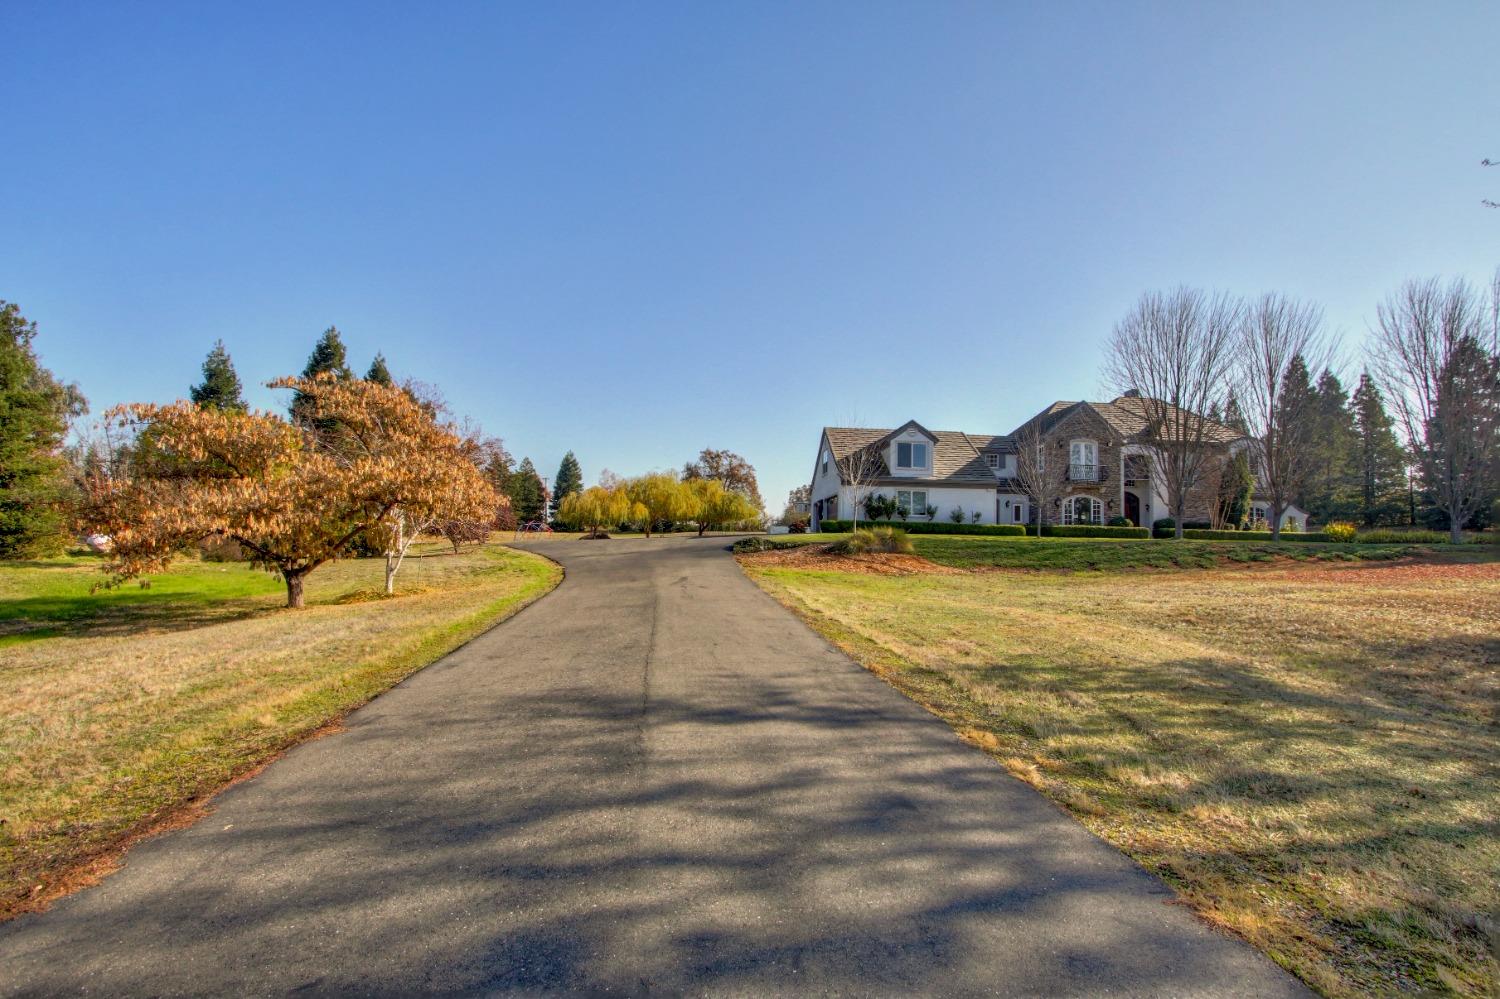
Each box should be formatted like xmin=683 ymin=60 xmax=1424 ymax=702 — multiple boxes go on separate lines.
xmin=81 ymin=374 xmax=499 ymax=608
xmin=684 ymin=478 xmax=760 ymax=536
xmin=625 ymin=472 xmax=694 ymax=538
xmin=557 ymin=485 xmax=630 ymax=536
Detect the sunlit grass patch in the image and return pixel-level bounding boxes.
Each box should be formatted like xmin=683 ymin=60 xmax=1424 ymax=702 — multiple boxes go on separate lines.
xmin=0 ymin=543 xmax=560 ymax=918
xmin=742 ymin=552 xmax=1500 ymax=997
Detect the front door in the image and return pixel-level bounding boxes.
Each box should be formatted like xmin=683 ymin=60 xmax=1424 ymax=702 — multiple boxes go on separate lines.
xmin=1124 ymin=491 xmax=1141 ymax=527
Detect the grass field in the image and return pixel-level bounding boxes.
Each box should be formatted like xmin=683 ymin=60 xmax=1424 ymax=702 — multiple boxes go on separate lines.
xmin=0 ymin=543 xmax=559 ymax=919
xmin=745 ymin=532 xmax=1439 ymax=570
xmin=741 ymin=546 xmax=1500 ymax=997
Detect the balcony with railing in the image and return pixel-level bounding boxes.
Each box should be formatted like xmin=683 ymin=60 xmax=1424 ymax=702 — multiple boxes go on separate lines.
xmin=1067 ymin=462 xmax=1102 ymax=483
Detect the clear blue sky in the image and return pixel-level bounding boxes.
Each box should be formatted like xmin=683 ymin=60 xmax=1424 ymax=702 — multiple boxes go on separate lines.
xmin=4 ymin=2 xmax=1496 ymax=511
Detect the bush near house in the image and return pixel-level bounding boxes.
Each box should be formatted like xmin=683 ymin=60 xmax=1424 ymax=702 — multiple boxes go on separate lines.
xmin=817 ymin=519 xmax=1026 ymax=537
xmin=832 ymin=527 xmax=914 ymax=554
xmin=1354 ymin=528 xmax=1487 ymax=545
xmin=1178 ymin=528 xmax=1333 ymax=542
xmin=1042 ymin=524 xmax=1151 ymax=539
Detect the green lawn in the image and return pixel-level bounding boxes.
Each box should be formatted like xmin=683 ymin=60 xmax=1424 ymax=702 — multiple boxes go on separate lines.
xmin=0 ymin=555 xmax=285 ymax=646
xmin=0 ymin=543 xmax=559 ymax=919
xmin=740 ymin=546 xmax=1500 ymax=997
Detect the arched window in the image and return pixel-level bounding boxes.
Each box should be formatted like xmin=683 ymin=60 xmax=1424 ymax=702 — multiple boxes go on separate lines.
xmin=1062 ymin=495 xmax=1102 ymax=525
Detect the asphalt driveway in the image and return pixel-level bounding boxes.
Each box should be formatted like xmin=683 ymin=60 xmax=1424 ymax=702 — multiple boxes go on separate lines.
xmin=0 ymin=535 xmax=1306 ymax=996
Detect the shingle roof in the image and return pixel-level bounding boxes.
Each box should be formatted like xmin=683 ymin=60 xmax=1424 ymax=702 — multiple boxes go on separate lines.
xmin=1011 ymin=397 xmax=1242 ymax=446
xmin=822 ymin=426 xmax=1003 ymax=484
xmin=1092 ymin=396 xmax=1243 ymax=445
xmin=963 ymin=433 xmax=1016 ymax=452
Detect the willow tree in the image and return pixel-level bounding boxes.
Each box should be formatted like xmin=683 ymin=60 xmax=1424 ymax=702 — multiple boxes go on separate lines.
xmin=82 ymin=374 xmax=497 ymax=607
xmin=557 ymin=485 xmax=630 ymax=536
xmin=685 ymin=478 xmax=759 ymax=535
xmin=626 ymin=472 xmax=693 ymax=537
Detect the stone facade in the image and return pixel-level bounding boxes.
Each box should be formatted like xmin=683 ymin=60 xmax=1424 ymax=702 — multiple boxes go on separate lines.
xmin=1035 ymin=407 xmax=1231 ymax=526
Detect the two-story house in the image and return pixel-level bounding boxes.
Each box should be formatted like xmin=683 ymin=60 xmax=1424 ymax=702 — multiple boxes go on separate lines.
xmin=808 ymin=394 xmax=1308 ymax=532
xmin=809 ymin=422 xmax=1030 ymax=529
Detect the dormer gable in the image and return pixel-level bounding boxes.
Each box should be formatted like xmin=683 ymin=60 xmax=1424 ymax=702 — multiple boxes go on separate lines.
xmin=878 ymin=420 xmax=936 ymax=477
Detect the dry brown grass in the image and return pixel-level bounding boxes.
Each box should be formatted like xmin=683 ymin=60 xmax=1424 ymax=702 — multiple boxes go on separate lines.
xmin=0 ymin=544 xmax=559 ymax=918
xmin=742 ymin=553 xmax=1500 ymax=997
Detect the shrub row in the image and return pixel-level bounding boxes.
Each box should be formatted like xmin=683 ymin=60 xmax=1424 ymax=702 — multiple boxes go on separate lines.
xmin=1352 ymin=528 xmax=1455 ymax=544
xmin=1042 ymin=524 xmax=1151 ymax=539
xmin=1170 ymin=528 xmax=1332 ymax=542
xmin=816 ymin=520 xmax=1027 ymax=537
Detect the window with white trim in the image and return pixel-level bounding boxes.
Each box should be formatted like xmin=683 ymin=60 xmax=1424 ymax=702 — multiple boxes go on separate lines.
xmin=895 ymin=441 xmax=928 ymax=469
xmin=984 ymin=452 xmax=998 ymax=469
xmin=1069 ymin=440 xmax=1098 ymax=482
xmin=896 ymin=490 xmax=928 ymax=516
xmin=1062 ymin=495 xmax=1103 ymax=525
xmin=822 ymin=449 xmax=830 ymax=474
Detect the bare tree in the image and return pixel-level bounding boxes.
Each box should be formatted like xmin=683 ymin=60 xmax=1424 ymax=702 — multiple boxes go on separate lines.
xmin=1236 ymin=293 xmax=1336 ymax=538
xmin=1372 ymin=275 xmax=1500 ymax=543
xmin=1104 ymin=287 xmax=1243 ymax=539
xmin=1012 ymin=420 xmax=1062 ymax=536
xmin=842 ymin=442 xmax=884 ymax=531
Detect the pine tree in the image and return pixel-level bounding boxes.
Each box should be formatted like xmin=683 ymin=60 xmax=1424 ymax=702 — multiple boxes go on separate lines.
xmin=292 ymin=326 xmax=354 ymax=426
xmin=0 ymin=301 xmax=86 ymax=557
xmin=553 ymin=452 xmax=583 ymax=507
xmin=1351 ymin=372 xmax=1408 ymax=526
xmin=189 ymin=340 xmax=246 ymax=411
xmin=1222 ymin=392 xmax=1250 ymax=435
xmin=365 ymin=353 xmax=393 ymax=386
xmin=508 ymin=457 xmax=546 ymax=523
xmin=1272 ymin=354 xmax=1318 ymax=524
xmin=1215 ymin=449 xmax=1254 ymax=528
xmin=1303 ymin=370 xmax=1359 ymax=522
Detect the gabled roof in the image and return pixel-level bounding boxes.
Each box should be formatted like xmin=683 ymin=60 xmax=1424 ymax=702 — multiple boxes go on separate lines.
xmin=874 ymin=419 xmax=937 ymax=447
xmin=821 ymin=425 xmax=1004 ymax=484
xmin=963 ymin=433 xmax=1016 ymax=452
xmin=1010 ymin=396 xmax=1243 ymax=446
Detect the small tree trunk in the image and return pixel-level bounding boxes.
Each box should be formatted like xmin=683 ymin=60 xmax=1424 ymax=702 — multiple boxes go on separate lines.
xmin=284 ymin=570 xmax=307 ymax=609
xmin=385 ymin=556 xmax=397 ymax=595
xmin=1269 ymin=501 xmax=1283 ymax=541
xmin=1450 ymin=509 xmax=1464 ymax=545
xmin=1175 ymin=499 xmax=1185 ymax=540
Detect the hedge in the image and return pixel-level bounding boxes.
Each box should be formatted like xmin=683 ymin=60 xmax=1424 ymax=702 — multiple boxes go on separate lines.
xmin=1042 ymin=524 xmax=1151 ymax=539
xmin=816 ymin=520 xmax=1027 ymax=537
xmin=1172 ymin=528 xmax=1332 ymax=542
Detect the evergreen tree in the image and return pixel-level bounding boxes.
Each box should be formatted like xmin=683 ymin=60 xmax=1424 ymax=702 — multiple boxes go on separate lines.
xmin=189 ymin=340 xmax=246 ymax=411
xmin=508 ymin=457 xmax=547 ymax=523
xmin=1351 ymin=372 xmax=1409 ymax=526
xmin=291 ymin=326 xmax=353 ymax=423
xmin=1222 ymin=392 xmax=1250 ymax=435
xmin=1302 ymin=370 xmax=1359 ymax=522
xmin=553 ymin=451 xmax=583 ymax=507
xmin=1272 ymin=354 xmax=1318 ymax=520
xmin=365 ymin=352 xmax=393 ymax=386
xmin=1215 ymin=449 xmax=1254 ymax=528
xmin=0 ymin=301 xmax=86 ymax=557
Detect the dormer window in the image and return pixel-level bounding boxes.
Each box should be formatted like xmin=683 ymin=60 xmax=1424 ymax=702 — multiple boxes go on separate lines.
xmin=985 ymin=453 xmax=999 ymax=469
xmin=896 ymin=442 xmax=928 ymax=469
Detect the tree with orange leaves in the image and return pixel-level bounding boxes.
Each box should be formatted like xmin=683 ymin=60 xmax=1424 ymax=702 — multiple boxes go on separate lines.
xmin=81 ymin=374 xmax=499 ymax=607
